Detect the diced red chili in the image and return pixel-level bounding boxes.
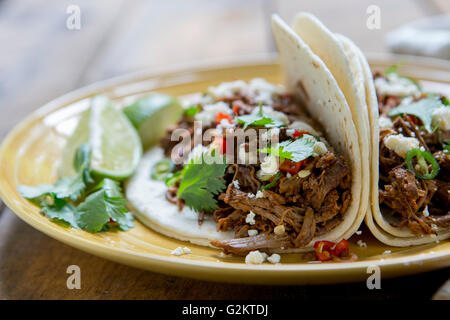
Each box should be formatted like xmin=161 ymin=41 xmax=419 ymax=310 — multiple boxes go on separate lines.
xmin=232 ymin=104 xmax=240 ymax=116
xmin=292 ymin=130 xmax=308 ymax=139
xmin=331 ymin=239 xmax=349 ymax=257
xmin=215 ymin=112 xmax=232 ymax=124
xmin=314 ymin=239 xmax=349 ymax=262
xmin=279 ymin=159 xmax=306 ymax=175
xmin=314 ymin=241 xmax=335 ymax=262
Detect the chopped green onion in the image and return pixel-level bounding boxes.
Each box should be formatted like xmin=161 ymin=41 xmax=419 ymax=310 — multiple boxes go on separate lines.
xmin=405 ymin=149 xmax=440 ymax=180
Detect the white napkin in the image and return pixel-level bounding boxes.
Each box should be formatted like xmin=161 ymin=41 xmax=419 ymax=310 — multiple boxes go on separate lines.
xmin=387 ymin=14 xmax=450 ymax=60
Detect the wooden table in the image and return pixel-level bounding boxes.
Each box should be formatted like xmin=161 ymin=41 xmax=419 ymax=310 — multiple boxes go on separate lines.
xmin=0 ymin=0 xmax=449 ymax=299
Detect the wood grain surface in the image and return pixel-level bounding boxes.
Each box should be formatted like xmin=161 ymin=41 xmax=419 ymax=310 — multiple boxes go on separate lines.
xmin=0 ymin=0 xmax=448 ymax=300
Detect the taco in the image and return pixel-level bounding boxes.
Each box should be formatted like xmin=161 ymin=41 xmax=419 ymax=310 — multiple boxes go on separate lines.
xmin=125 ymin=14 xmax=365 ymax=255
xmin=361 ymin=62 xmax=450 ymax=246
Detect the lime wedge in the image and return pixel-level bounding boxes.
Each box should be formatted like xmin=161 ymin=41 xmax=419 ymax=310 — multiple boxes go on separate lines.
xmin=60 ymin=96 xmax=142 ymax=180
xmin=123 ymin=94 xmax=183 ymax=149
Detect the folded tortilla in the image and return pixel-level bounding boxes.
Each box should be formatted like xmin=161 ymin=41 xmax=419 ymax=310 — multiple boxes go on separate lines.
xmin=125 ymin=14 xmax=366 ymax=252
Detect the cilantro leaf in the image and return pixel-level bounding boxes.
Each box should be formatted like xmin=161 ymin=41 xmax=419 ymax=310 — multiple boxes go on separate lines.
xmin=76 ymin=190 xmax=111 ymax=232
xmin=41 ymin=198 xmax=79 ymax=228
xmin=259 ymin=135 xmax=316 ymax=162
xmin=76 ymin=179 xmax=134 ymax=232
xmin=237 ymin=106 xmax=284 ymax=130
xmin=18 ymin=143 xmax=134 ymax=233
xmin=177 ymin=154 xmax=227 ymax=213
xmin=387 ymin=97 xmax=444 ymax=132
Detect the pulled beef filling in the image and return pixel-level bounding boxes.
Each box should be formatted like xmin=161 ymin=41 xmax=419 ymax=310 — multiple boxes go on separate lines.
xmin=159 ymin=90 xmax=352 ymax=255
xmin=375 ymin=72 xmax=450 ymax=235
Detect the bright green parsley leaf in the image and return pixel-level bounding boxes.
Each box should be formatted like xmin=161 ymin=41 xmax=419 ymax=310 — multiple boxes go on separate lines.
xmin=387 ymin=97 xmax=444 ymax=132
xmin=184 ymin=105 xmax=201 ymax=117
xmin=177 ymin=154 xmax=227 ymax=213
xmin=259 ymin=135 xmax=316 ymax=162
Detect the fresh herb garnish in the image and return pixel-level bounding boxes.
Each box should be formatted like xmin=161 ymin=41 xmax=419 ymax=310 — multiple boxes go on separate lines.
xmin=384 ymin=63 xmax=421 ymax=89
xmin=237 ymin=104 xmax=284 ymax=130
xmin=184 ymin=105 xmax=201 ymax=117
xmin=387 ymin=97 xmax=443 ymax=132
xmin=176 ymin=154 xmax=227 ymax=213
xmin=259 ymin=135 xmax=316 ymax=162
xmin=18 ymin=143 xmax=134 ymax=232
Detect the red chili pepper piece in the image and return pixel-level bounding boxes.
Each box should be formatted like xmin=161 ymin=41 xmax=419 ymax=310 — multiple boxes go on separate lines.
xmin=232 ymin=104 xmax=240 ymax=116
xmin=279 ymin=159 xmax=306 ymax=175
xmin=292 ymin=130 xmax=308 ymax=139
xmin=331 ymin=239 xmax=349 ymax=257
xmin=314 ymin=240 xmax=335 ymax=262
xmin=215 ymin=112 xmax=232 ymax=124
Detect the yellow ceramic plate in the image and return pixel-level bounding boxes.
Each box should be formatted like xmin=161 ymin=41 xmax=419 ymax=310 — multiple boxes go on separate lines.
xmin=0 ymin=54 xmax=449 ymax=285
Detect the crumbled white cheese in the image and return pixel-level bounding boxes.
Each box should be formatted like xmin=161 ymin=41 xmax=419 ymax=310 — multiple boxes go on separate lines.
xmin=286 ymin=173 xmax=292 ymax=178
xmin=378 ymin=116 xmax=393 ymax=129
xmin=423 ymin=206 xmax=430 ymax=217
xmin=274 ymin=225 xmax=285 ymax=235
xmin=374 ymin=73 xmax=420 ymax=97
xmin=207 ymin=80 xmax=248 ymax=99
xmin=260 ymin=155 xmax=279 ymax=176
xmin=247 ymin=193 xmax=255 ymax=198
xmin=432 ymin=106 xmax=450 ymax=130
xmin=255 ymin=190 xmax=265 ymax=198
xmin=383 ymin=134 xmax=420 ymax=158
xmin=313 ymin=141 xmax=328 ymax=155
xmin=194 ymin=101 xmax=232 ymax=126
xmin=186 ymin=144 xmax=208 ymax=164
xmin=232 ymin=180 xmax=240 ymax=189
xmin=248 ymin=229 xmax=258 ymax=237
xmin=356 ymin=240 xmax=367 ymax=248
xmin=182 ymin=247 xmax=191 ymax=254
xmin=261 ymin=128 xmax=280 ymax=143
xmin=246 ymin=211 xmax=256 ymax=225
xmin=238 ymin=143 xmax=258 ymax=164
xmin=248 ymin=78 xmax=284 ymax=105
xmin=245 ymin=250 xmax=267 ymax=264
xmin=171 ymin=247 xmax=191 ymax=256
xmin=267 ymin=253 xmax=281 ymax=264
xmin=297 ymin=169 xmax=311 ymax=178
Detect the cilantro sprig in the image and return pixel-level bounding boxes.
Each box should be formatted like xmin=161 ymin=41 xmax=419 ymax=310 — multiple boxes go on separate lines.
xmin=176 ymin=154 xmax=227 ymax=213
xmin=387 ymin=97 xmax=444 ymax=132
xmin=237 ymin=104 xmax=284 ymax=130
xmin=18 ymin=143 xmax=134 ymax=232
xmin=259 ymin=135 xmax=316 ymax=162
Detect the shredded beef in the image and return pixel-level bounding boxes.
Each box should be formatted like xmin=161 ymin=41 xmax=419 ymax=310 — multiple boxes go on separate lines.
xmin=376 ymin=74 xmax=450 ymax=234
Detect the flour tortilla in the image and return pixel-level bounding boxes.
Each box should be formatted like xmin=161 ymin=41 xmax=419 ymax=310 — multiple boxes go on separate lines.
xmin=125 ymin=15 xmax=365 ymax=252
xmin=291 ymin=13 xmax=370 ymax=237
xmin=343 ymin=38 xmax=450 ymax=246
xmin=271 ymin=14 xmax=364 ymax=245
